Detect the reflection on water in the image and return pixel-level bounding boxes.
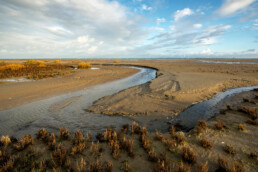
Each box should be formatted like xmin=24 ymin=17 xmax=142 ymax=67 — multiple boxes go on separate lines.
xmin=170 ymin=86 xmax=258 ymax=131
xmin=0 ymin=66 xmax=156 ymax=138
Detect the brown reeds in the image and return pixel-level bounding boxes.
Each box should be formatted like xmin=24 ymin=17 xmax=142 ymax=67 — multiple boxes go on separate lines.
xmin=0 ymin=136 xmax=11 ymax=149
xmin=182 ymin=147 xmax=197 ymax=164
xmin=59 ymin=128 xmax=69 ymax=140
xmin=14 ymin=134 xmax=34 ymax=151
xmin=200 ymin=138 xmax=213 ymax=149
xmin=131 ymin=121 xmax=141 ymax=134
xmin=224 ymin=145 xmax=236 ymax=155
xmin=51 ymin=144 xmax=68 ymax=166
xmin=215 ymin=120 xmax=224 ymax=130
xmin=238 ymin=123 xmax=246 ymax=131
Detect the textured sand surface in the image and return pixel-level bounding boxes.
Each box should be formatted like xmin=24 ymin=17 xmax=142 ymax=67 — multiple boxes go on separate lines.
xmin=87 ymin=60 xmax=258 ymax=117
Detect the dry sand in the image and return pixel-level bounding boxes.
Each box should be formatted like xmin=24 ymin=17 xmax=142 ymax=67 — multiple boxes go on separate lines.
xmin=87 ymin=60 xmax=258 ymax=118
xmin=0 ymin=65 xmax=139 ymax=110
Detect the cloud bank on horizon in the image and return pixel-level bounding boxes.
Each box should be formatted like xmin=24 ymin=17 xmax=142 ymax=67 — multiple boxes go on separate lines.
xmin=0 ymin=0 xmax=257 ymax=59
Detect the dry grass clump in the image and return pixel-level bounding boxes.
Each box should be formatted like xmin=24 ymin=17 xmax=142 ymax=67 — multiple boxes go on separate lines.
xmin=36 ymin=128 xmax=50 ymax=142
xmin=249 ymin=152 xmax=257 ymax=160
xmin=0 ymin=151 xmax=15 ymax=172
xmin=71 ymin=142 xmax=86 ymax=155
xmin=131 ymin=121 xmax=141 ymax=134
xmin=175 ymin=161 xmax=191 ymax=172
xmin=105 ymin=161 xmax=113 ymax=172
xmin=196 ymin=162 xmax=208 ymax=172
xmin=217 ymin=157 xmax=229 ymax=172
xmin=73 ymin=130 xmax=85 ymax=145
xmin=54 ymin=60 xmax=61 ymax=63
xmin=120 ymin=137 xmax=135 ymax=157
xmin=14 ymin=134 xmax=34 ymax=151
xmin=48 ymin=133 xmax=56 ymax=150
xmin=113 ymin=60 xmax=119 ymax=63
xmin=104 ymin=128 xmax=117 ymax=143
xmin=78 ymin=62 xmax=91 ymax=69
xmin=86 ymin=132 xmax=92 ymax=142
xmin=148 ymin=148 xmax=158 ymax=162
xmin=90 ymin=141 xmax=99 ymax=156
xmin=237 ymin=106 xmax=257 ymax=120
xmin=89 ymin=159 xmax=102 ymax=172
xmin=182 ymin=147 xmax=196 ymax=164
xmin=109 ymin=140 xmax=120 ymax=159
xmin=155 ymin=130 xmax=163 ymax=141
xmin=224 ymin=145 xmax=236 ymax=155
xmin=217 ymin=158 xmax=245 ymax=172
xmin=170 ymin=125 xmax=176 ymax=137
xmin=195 ymin=120 xmax=207 ymax=135
xmin=153 ymin=154 xmax=173 ymax=172
xmin=215 ymin=120 xmax=224 ymax=130
xmin=200 ymin=138 xmax=213 ymax=149
xmin=237 ymin=123 xmax=246 ymax=131
xmin=140 ymin=132 xmax=150 ymax=151
xmin=0 ymin=136 xmax=11 ymax=149
xmin=51 ymin=144 xmax=68 ymax=166
xmin=59 ymin=128 xmax=70 ymax=140
xmin=76 ymin=157 xmax=87 ymax=172
xmin=71 ymin=130 xmax=87 ymax=155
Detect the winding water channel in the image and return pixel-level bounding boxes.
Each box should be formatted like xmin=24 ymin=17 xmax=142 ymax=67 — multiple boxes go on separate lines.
xmin=0 ymin=66 xmax=156 ymax=138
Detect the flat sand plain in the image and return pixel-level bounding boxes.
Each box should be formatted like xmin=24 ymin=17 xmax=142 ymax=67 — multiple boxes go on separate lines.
xmin=87 ymin=59 xmax=258 ymax=118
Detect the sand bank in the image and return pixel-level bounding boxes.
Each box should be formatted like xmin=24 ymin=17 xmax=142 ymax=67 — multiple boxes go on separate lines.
xmin=87 ymin=60 xmax=258 ymax=117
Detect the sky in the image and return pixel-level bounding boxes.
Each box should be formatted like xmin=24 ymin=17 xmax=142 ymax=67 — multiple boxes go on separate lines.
xmin=0 ymin=0 xmax=257 ymax=59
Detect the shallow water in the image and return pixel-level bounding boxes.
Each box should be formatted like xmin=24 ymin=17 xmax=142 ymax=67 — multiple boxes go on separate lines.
xmin=0 ymin=66 xmax=156 ymax=138
xmin=170 ymin=86 xmax=258 ymax=131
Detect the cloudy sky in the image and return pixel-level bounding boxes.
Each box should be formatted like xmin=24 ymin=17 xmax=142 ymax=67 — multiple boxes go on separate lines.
xmin=0 ymin=0 xmax=257 ymax=59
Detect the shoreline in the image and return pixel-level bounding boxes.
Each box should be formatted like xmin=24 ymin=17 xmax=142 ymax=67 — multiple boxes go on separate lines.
xmin=0 ymin=65 xmax=139 ymax=111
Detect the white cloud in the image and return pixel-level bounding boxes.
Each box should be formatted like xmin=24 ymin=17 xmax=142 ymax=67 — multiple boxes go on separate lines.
xmin=150 ymin=27 xmax=165 ymax=32
xmin=156 ymin=18 xmax=166 ymax=25
xmin=217 ymin=0 xmax=255 ymax=16
xmin=77 ymin=36 xmax=95 ymax=43
xmin=169 ymin=25 xmax=175 ymax=31
xmin=193 ymin=24 xmax=202 ymax=28
xmin=142 ymin=4 xmax=152 ymax=11
xmin=173 ymin=8 xmax=194 ymax=21
xmin=0 ymin=0 xmax=147 ymax=58
xmin=88 ymin=46 xmax=98 ymax=54
xmin=201 ymin=48 xmax=213 ymax=55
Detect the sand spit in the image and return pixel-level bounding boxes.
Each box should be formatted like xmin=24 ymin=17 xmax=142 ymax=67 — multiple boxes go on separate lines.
xmin=87 ymin=60 xmax=258 ymax=117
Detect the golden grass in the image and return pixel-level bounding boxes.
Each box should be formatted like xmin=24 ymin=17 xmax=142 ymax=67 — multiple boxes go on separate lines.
xmin=54 ymin=60 xmax=61 ymax=63
xmin=78 ymin=62 xmax=91 ymax=69
xmin=182 ymin=147 xmax=197 ymax=164
xmin=0 ymin=136 xmax=11 ymax=149
xmin=0 ymin=64 xmax=25 ymax=71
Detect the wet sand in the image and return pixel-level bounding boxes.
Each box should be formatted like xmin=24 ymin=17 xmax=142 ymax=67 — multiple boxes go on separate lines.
xmin=0 ymin=65 xmax=139 ymax=110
